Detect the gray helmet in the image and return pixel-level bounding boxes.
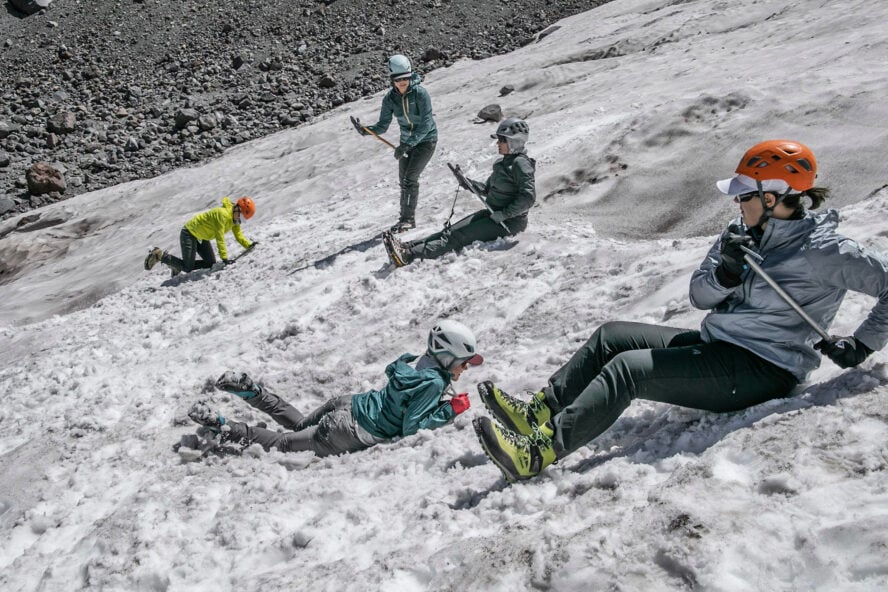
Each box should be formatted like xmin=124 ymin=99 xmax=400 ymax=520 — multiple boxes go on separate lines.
xmin=427 ymin=320 xmax=483 ymax=370
xmin=491 ymin=118 xmax=529 ymax=153
xmin=388 ymin=54 xmax=412 ymax=79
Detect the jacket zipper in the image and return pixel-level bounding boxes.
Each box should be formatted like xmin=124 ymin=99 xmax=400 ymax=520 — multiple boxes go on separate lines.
xmin=402 ymin=93 xmax=413 ymax=132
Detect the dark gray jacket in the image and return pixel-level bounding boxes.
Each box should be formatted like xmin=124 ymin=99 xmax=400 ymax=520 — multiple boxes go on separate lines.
xmin=470 ymin=153 xmax=536 ymax=220
xmin=690 ymin=209 xmax=888 ymax=380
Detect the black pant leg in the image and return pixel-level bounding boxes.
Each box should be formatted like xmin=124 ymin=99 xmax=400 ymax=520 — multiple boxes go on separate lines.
xmin=548 ymin=322 xmax=797 ymax=455
xmin=398 ymin=140 xmax=436 ymax=221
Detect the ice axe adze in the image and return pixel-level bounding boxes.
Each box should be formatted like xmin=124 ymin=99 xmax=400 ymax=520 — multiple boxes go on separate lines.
xmin=350 ymin=116 xmax=397 ymax=151
xmin=740 ymin=245 xmax=831 ymax=342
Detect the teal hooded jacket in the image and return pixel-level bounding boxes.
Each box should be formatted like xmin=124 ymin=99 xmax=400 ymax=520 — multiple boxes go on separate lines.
xmin=366 ymin=73 xmax=438 ymax=148
xmin=350 ymin=354 xmax=455 ymax=440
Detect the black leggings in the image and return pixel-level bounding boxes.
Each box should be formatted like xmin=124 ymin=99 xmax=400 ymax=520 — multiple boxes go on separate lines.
xmin=545 ymin=321 xmax=798 ymax=454
xmin=397 ymin=140 xmax=436 ymax=221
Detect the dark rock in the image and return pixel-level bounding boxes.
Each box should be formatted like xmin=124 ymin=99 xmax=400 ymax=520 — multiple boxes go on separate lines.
xmin=197 ymin=114 xmax=217 ymax=131
xmin=0 ymin=198 xmax=15 ymax=216
xmin=477 ymin=104 xmax=503 ymax=122
xmin=0 ymin=151 xmax=10 ymax=167
xmin=26 ymin=162 xmax=66 ymax=196
xmin=232 ymin=54 xmax=247 ymax=70
xmin=10 ymin=0 xmax=53 ymax=17
xmin=0 ymin=122 xmax=19 ymax=139
xmin=174 ymin=108 xmax=199 ymax=130
xmin=318 ymin=74 xmax=336 ymax=89
xmin=421 ymin=48 xmax=446 ymax=61
xmin=47 ymin=112 xmax=77 ymax=134
xmin=499 ymin=85 xmax=515 ymax=97
xmin=124 ymin=137 xmax=141 ymax=152
xmin=46 ymin=133 xmax=60 ymax=148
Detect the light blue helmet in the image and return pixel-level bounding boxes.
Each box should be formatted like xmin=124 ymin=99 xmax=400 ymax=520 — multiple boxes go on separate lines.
xmin=491 ymin=118 xmax=530 ymax=153
xmin=388 ymin=54 xmax=412 ymax=79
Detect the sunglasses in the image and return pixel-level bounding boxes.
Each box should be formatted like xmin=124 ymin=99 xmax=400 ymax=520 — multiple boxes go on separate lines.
xmin=496 ymin=135 xmax=508 ymax=143
xmin=734 ymin=191 xmax=759 ymax=203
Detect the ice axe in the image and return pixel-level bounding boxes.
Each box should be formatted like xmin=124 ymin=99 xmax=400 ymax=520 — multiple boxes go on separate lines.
xmin=739 ymin=244 xmax=831 ymax=342
xmin=446 ymin=162 xmax=509 ymax=231
xmin=350 ymin=116 xmax=397 ymax=151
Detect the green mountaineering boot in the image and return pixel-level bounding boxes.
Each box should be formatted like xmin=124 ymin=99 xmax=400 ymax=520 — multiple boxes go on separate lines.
xmin=473 ymin=417 xmax=557 ymax=482
xmin=477 ymin=381 xmax=551 ymax=436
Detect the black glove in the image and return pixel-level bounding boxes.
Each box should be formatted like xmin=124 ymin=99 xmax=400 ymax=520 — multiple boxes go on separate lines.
xmin=815 ymin=336 xmax=873 ymax=369
xmin=248 ymin=241 xmax=258 ymax=249
xmin=715 ymin=224 xmax=754 ymax=288
xmin=222 ymin=259 xmax=233 ymax=266
xmin=394 ymin=144 xmax=411 ymax=160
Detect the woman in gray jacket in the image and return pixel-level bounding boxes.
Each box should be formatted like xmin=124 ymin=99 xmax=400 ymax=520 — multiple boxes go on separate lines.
xmin=472 ymin=140 xmax=888 ymax=482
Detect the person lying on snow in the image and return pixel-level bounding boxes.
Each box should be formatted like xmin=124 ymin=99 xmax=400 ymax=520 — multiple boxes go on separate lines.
xmin=471 ymin=139 xmax=888 ymax=482
xmin=187 ymin=320 xmax=482 ymax=457
xmin=144 ymin=196 xmax=256 ymax=276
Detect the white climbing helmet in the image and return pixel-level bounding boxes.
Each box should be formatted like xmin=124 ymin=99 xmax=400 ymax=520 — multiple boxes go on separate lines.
xmin=427 ymin=320 xmax=484 ymax=369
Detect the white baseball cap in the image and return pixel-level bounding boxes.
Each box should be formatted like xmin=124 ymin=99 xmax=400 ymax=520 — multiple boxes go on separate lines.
xmin=716 ymin=173 xmax=790 ymax=196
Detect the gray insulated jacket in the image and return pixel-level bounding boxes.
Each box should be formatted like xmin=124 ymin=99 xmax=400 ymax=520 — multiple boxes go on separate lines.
xmin=366 ymin=73 xmax=437 ymax=147
xmin=690 ymin=209 xmax=888 ymax=381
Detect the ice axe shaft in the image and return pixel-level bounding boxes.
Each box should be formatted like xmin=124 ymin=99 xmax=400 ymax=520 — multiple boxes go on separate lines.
xmin=351 ymin=116 xmax=396 ymax=150
xmin=446 ymin=162 xmax=509 ymax=231
xmin=741 ymin=246 xmax=831 ymax=341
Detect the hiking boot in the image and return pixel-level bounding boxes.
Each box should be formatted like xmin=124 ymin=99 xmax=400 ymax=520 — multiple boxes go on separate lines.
xmin=477 ymin=381 xmax=551 ymax=436
xmin=390 ymin=219 xmax=415 ymax=233
xmin=187 ymin=401 xmax=226 ymax=432
xmin=215 ymin=371 xmax=260 ymax=399
xmin=383 ymin=231 xmax=413 ymax=267
xmin=473 ymin=417 xmax=557 ymax=482
xmin=144 ymin=247 xmax=164 ymax=270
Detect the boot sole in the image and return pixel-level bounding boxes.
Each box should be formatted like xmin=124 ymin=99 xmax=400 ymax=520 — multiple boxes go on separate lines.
xmin=477 ymin=381 xmax=532 ymax=436
xmin=472 ymin=417 xmax=523 ymax=483
xmin=382 ymin=232 xmax=407 ymax=267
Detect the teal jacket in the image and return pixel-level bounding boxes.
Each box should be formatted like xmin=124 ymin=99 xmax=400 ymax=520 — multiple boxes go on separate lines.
xmin=366 ymin=74 xmax=438 ymax=148
xmin=350 ymin=354 xmax=455 ymax=440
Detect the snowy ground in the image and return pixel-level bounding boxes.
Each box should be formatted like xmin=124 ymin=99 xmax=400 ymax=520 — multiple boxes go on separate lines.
xmin=1 ymin=0 xmax=887 ymax=590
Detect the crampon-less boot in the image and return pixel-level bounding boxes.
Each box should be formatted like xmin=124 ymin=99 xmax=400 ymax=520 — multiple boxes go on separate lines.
xmin=477 ymin=381 xmax=551 ymax=436
xmin=473 ymin=417 xmax=557 ymax=482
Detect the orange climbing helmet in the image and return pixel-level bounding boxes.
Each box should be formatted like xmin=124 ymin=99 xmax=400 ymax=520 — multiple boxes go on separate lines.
xmin=718 ymin=140 xmax=817 ymax=195
xmin=236 ymin=196 xmax=255 ymax=219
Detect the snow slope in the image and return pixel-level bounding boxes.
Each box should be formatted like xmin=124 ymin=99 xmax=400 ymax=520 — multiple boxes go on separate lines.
xmin=1 ymin=0 xmax=887 ymax=590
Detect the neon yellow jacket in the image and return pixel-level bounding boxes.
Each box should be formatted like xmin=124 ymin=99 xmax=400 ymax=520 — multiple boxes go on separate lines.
xmin=184 ymin=197 xmax=252 ymax=260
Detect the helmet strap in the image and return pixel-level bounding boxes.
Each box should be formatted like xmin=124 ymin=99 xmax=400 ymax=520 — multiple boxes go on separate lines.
xmin=753 ymin=181 xmax=771 ymax=227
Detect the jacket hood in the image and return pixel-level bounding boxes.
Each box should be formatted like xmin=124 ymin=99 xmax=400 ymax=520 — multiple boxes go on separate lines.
xmin=386 ymin=353 xmax=449 ymax=390
xmin=221 ymin=196 xmax=233 ymax=210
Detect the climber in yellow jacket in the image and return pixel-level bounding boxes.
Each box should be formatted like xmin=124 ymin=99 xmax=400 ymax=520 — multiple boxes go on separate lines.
xmin=144 ymin=196 xmax=256 ymax=276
